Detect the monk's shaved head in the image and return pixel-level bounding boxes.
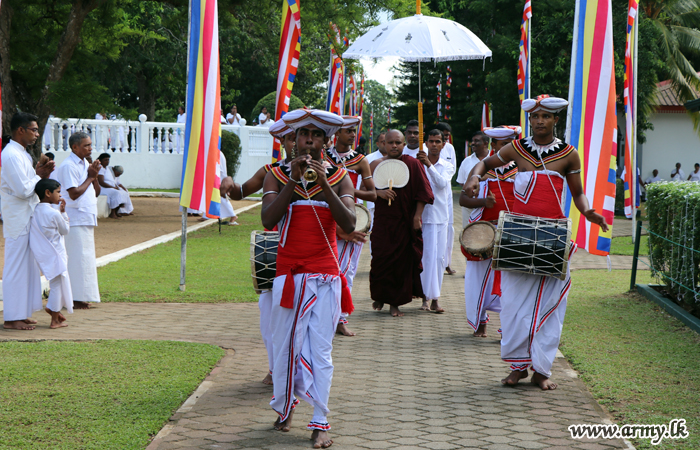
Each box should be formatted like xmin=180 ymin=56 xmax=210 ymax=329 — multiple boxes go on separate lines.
xmin=385 ymin=129 xmax=405 ymax=143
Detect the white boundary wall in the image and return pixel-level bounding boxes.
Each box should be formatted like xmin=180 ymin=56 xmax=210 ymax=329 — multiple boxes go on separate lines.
xmin=44 ymin=115 xmax=275 ymax=189
xmin=640 ymin=112 xmax=700 ymax=182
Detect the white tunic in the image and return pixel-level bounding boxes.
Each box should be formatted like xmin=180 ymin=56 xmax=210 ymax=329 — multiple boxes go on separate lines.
xmin=671 ymin=168 xmax=685 ymax=182
xmin=98 ymin=166 xmax=129 ymax=210
xmin=219 ymin=151 xmax=236 ymax=219
xmin=689 ymin=170 xmax=700 ymax=182
xmin=1 ymin=140 xmax=41 ymax=239
xmin=57 ymin=152 xmax=98 ymax=227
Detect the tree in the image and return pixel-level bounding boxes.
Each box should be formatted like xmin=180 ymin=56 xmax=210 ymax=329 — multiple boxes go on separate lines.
xmin=360 ymin=79 xmax=395 ymax=146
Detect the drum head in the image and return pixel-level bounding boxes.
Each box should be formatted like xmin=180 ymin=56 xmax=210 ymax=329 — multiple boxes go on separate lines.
xmin=250 ymin=231 xmax=279 ymax=293
xmin=374 ymin=159 xmax=409 ymax=189
xmin=355 ymin=203 xmax=371 ymax=233
xmin=460 ymin=221 xmax=496 ymax=253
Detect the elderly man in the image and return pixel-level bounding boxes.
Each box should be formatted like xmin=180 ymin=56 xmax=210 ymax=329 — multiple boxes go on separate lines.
xmin=57 ymin=132 xmax=103 ymax=309
xmin=261 ymin=109 xmax=354 ymax=448
xmin=97 ymin=153 xmax=128 ymax=219
xmin=1 ymin=112 xmax=55 ymax=330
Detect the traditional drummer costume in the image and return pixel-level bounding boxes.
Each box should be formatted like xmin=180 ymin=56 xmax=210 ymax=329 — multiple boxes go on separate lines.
xmin=266 ymin=109 xmax=353 ymax=432
xmin=463 ymin=126 xmax=519 ymax=333
xmin=325 ymin=115 xmax=366 ymax=327
xmin=498 ymin=97 xmax=579 ymax=379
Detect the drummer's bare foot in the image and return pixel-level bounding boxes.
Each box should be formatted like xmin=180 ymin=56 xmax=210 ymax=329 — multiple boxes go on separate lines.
xmin=473 ymin=323 xmax=488 ymax=337
xmin=531 ymin=371 xmax=558 ymax=390
xmin=312 ymin=430 xmax=333 ymax=448
xmin=420 ymin=300 xmax=430 ymax=311
xmin=274 ymin=410 xmax=293 ymax=431
xmin=262 ymin=373 xmax=273 ymax=385
xmin=430 ymin=300 xmax=445 ymax=313
xmin=390 ymin=305 xmax=404 ymax=317
xmin=501 ymin=369 xmax=528 ymax=386
xmin=445 ymin=266 xmax=456 ymax=275
xmin=372 ymin=301 xmax=384 ymax=311
xmin=336 ymin=323 xmax=356 ymax=336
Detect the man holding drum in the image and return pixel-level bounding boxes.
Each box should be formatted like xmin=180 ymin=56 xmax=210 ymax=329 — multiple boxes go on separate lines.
xmin=261 ymin=109 xmax=355 ymax=448
xmin=459 ymin=126 xmax=519 ymax=338
xmin=325 ymin=115 xmax=377 ymax=337
xmin=463 ymin=95 xmax=608 ymax=390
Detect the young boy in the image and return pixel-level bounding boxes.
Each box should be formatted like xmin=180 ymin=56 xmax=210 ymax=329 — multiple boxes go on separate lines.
xmin=29 ymin=178 xmax=73 ymax=328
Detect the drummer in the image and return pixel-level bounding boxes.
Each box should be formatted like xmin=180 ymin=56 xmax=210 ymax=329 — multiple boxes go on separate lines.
xmin=459 ymin=126 xmax=519 ymax=338
xmin=463 ymin=95 xmax=608 ymax=390
xmin=325 ymin=115 xmax=377 ymax=337
xmin=219 ymin=120 xmax=294 ymax=386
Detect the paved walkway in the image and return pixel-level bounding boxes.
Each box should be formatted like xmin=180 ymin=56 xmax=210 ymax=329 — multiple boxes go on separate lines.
xmin=0 ymin=236 xmax=631 ymax=449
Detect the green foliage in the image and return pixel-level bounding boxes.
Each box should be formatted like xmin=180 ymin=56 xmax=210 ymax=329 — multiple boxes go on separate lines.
xmin=98 ymin=209 xmax=262 ymax=303
xmin=221 ymin=130 xmax=242 ymax=179
xmin=0 ymin=340 xmax=223 ymax=449
xmin=645 ymin=182 xmax=700 ymax=315
xmin=360 ymin=79 xmax=395 ymax=147
xmin=250 ymin=92 xmax=306 ymax=124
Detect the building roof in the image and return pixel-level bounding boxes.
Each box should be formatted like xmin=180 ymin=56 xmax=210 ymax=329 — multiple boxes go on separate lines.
xmin=654 ymin=77 xmax=700 ymax=113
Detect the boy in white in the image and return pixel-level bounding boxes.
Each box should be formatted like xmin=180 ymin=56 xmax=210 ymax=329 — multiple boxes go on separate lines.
xmin=30 ymin=179 xmax=73 ymax=328
xmin=416 ymin=130 xmax=453 ymax=313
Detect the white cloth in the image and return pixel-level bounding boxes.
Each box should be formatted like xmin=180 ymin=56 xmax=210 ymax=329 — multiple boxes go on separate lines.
xmin=1 ymin=140 xmax=41 ymax=239
xmin=464 ymin=259 xmax=501 ymax=332
xmin=65 ymin=225 xmax=100 ymax=303
xmin=258 ymin=112 xmax=269 ymax=125
xmin=336 ymin=238 xmax=363 ymax=324
xmin=2 ymin=223 xmax=43 ymax=321
xmin=175 ymin=113 xmax=186 ymax=153
xmin=690 ymin=171 xmax=700 ymax=182
xmin=440 ymin=143 xmax=456 ymax=267
xmin=440 ymin=142 xmax=456 ymax=168
xmin=219 ymin=151 xmax=236 ymax=219
xmin=500 ymin=247 xmax=576 ymax=378
xmin=402 ymin=147 xmax=419 ymax=158
xmin=115 ymin=175 xmax=134 ymax=214
xmin=420 ymin=223 xmax=447 ymax=300
xmin=364 ymin=151 xmax=385 ymax=212
xmin=98 ymin=166 xmax=129 ymax=209
xmin=457 ymin=153 xmax=484 ymax=230
xmin=259 ymin=290 xmax=274 ymax=374
xmin=671 ymin=168 xmax=685 ymax=182
xmin=282 ymin=109 xmax=344 ymax=136
xmin=270 ymin=273 xmax=341 ymax=430
xmin=226 ymin=112 xmax=242 ymax=125
xmin=57 ymin=153 xmax=98 ymax=226
xmin=30 ymin=204 xmax=73 ymax=313
xmin=644 ymin=174 xmax=661 ymax=184
xmin=422 ymin=158 xmax=453 ymax=224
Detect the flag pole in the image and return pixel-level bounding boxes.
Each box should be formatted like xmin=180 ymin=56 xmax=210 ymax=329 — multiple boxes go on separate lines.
xmin=631 ymin=11 xmax=639 ymax=241
xmin=180 ymin=0 xmax=193 ymax=292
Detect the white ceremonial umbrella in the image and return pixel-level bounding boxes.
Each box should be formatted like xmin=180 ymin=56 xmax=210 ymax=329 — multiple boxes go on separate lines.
xmin=344 ymin=3 xmax=492 ymax=147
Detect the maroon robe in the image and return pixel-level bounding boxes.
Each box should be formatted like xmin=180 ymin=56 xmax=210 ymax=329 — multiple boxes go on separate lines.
xmin=370 ymin=155 xmax=434 ymax=306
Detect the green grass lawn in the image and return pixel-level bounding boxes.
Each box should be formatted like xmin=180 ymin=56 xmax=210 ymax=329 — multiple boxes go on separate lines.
xmin=98 ymin=208 xmax=261 ymax=303
xmin=0 ymin=340 xmax=223 ymax=450
xmin=610 ymin=235 xmax=649 ymax=256
xmin=564 ymin=270 xmax=699 ymax=449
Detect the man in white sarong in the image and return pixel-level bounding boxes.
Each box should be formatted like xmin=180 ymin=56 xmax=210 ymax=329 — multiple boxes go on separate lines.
xmin=57 ymin=131 xmax=103 ymax=310
xmin=220 ymin=120 xmax=296 ymax=386
xmin=218 ymin=150 xmax=238 ymax=224
xmin=324 ymin=115 xmax=376 ymax=337
xmin=1 ymin=112 xmax=55 ymax=330
xmin=464 ymin=95 xmax=609 ymax=390
xmin=97 ymin=153 xmax=128 ymax=219
xmin=456 ymin=132 xmax=489 ymax=230
xmin=261 ymin=109 xmax=354 ymax=448
xmin=436 ymin=122 xmax=457 ymax=275
xmin=112 ymin=166 xmax=134 ymax=215
xmin=416 ymin=130 xmax=453 ymax=314
xmin=30 ymin=178 xmax=73 ymax=328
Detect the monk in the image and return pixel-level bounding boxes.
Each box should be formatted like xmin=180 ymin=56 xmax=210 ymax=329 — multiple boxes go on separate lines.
xmin=369 ymin=129 xmax=434 ymax=317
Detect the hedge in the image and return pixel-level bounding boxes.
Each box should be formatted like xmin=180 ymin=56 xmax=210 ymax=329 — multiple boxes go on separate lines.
xmin=250 ymin=91 xmax=305 ymax=124
xmin=221 ymin=131 xmax=242 ymax=179
xmin=646 ymin=181 xmax=700 ymax=315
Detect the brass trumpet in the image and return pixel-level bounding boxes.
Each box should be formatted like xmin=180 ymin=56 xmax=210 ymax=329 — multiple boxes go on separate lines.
xmin=303 ymin=167 xmax=318 ymax=182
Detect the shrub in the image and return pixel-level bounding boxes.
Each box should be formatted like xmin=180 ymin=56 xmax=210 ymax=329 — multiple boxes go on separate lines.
xmin=250 ymin=92 xmax=305 ymax=124
xmin=220 ymin=131 xmax=241 ymax=179
xmin=646 ymin=182 xmax=700 ymax=315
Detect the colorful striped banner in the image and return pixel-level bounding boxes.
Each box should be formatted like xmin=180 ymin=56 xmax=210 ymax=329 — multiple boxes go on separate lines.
xmin=325 ymin=28 xmax=344 ymax=116
xmin=356 ymin=74 xmax=365 ymax=148
xmin=273 ymin=0 xmax=301 ymax=163
xmin=564 ymin=0 xmax=617 ymax=255
xmin=481 ymin=100 xmax=491 ymax=130
xmin=623 ymin=0 xmax=639 ymax=218
xmin=517 ymin=0 xmax=532 ymax=138
xmin=180 ymin=0 xmax=221 ymax=218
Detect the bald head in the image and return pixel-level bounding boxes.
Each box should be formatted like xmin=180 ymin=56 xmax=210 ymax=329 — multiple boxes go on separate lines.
xmin=384 ymin=129 xmax=405 ymax=159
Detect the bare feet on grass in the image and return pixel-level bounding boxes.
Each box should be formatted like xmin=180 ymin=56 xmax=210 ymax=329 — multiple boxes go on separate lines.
xmin=430 ymin=299 xmax=445 ymax=313
xmin=531 ymin=371 xmax=557 ymax=390
xmin=3 ymin=320 xmax=35 ymax=330
xmin=420 ymin=299 xmax=430 ymax=311
xmin=73 ymin=301 xmax=91 ymax=310
xmin=390 ymin=305 xmax=404 ymax=317
xmin=336 ymin=323 xmax=356 ymax=336
xmin=372 ymin=301 xmax=384 ymax=311
xmin=262 ymin=373 xmax=273 ymax=385
xmin=501 ymin=369 xmax=528 ymax=386
xmin=45 ymin=308 xmax=68 ymax=329
xmin=311 ymin=429 xmax=333 ymax=448
xmin=273 ymin=410 xmax=293 ymax=432
xmin=473 ymin=323 xmax=487 ymax=337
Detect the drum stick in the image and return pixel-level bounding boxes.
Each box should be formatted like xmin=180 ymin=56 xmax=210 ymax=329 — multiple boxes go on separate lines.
xmin=389 ymin=179 xmax=393 ymax=206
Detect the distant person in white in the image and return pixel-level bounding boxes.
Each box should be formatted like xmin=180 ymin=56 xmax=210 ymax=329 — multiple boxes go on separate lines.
xmin=402 ymin=119 xmax=421 ymax=157
xmin=436 ymin=122 xmax=457 ymax=275
xmin=258 ymin=106 xmax=272 ymax=127
xmin=42 ymin=115 xmax=55 ymax=150
xmin=109 ymin=114 xmax=125 ymax=152
xmin=456 ymin=131 xmax=489 ymax=229
xmin=96 ymin=153 xmax=128 ymax=219
xmin=175 ymin=106 xmax=186 ymax=153
xmin=30 ymin=178 xmax=73 ymax=328
xmin=416 ymin=129 xmax=453 ymax=314
xmin=226 ymin=105 xmax=243 ymax=126
xmin=112 ymin=165 xmax=134 ymax=215
xmin=671 ymin=162 xmax=685 ymax=182
xmin=642 ymin=169 xmax=661 ymax=187
xmin=57 ymin=131 xmax=103 ymax=309
xmin=94 ymin=112 xmax=107 ymax=152
xmin=1 ymin=112 xmax=55 ymax=330
xmin=219 ymin=151 xmax=238 ymax=224
xmin=688 ymin=163 xmax=700 ymax=182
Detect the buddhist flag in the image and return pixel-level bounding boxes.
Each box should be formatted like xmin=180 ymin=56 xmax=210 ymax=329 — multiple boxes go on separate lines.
xmin=325 ymin=28 xmax=344 ymax=116
xmin=437 ymin=76 xmax=442 ymax=121
xmin=180 ymin=0 xmax=221 ymax=219
xmin=273 ymin=0 xmax=301 ymax=163
xmin=564 ymin=0 xmax=617 ymax=255
xmin=623 ymin=0 xmax=640 ymax=218
xmin=517 ymin=0 xmax=532 ymax=138
xmin=481 ymin=101 xmax=491 ymax=130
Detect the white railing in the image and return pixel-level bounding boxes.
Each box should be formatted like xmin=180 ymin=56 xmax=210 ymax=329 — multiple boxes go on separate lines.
xmin=44 ymin=115 xmax=275 ymax=189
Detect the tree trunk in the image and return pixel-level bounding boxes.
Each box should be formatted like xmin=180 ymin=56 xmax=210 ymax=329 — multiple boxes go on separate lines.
xmin=0 ymin=2 xmax=14 ymax=137
xmin=137 ymin=73 xmax=156 ymax=121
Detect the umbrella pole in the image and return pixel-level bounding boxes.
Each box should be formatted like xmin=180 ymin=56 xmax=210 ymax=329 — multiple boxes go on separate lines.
xmin=418 ymin=61 xmax=424 ymax=150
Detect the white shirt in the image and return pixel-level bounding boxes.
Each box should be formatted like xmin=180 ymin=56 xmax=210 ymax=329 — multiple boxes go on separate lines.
xmin=671 ymin=168 xmax=685 ymax=182
xmin=0 ymin=140 xmax=41 ymax=238
xmin=259 ymin=112 xmax=269 ymax=125
xmin=226 ymin=112 xmax=242 ymax=125
xmin=422 ymin=157 xmax=453 ymax=224
xmin=177 ymin=113 xmax=186 ymax=124
xmin=364 ymin=152 xmax=386 ymax=211
xmin=95 ymin=113 xmax=104 ymax=120
xmin=57 ymin=152 xmax=98 ymax=226
xmin=440 ymin=142 xmax=456 ymax=168
xmin=98 ymin=165 xmax=119 ymax=188
xmin=30 ymin=203 xmax=70 ymax=280
xmin=402 ymin=147 xmax=420 ymax=158
xmin=644 ymin=174 xmax=661 ymax=185
xmin=690 ymin=170 xmax=700 ymax=182
xmin=457 ymin=153 xmax=484 ymax=185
